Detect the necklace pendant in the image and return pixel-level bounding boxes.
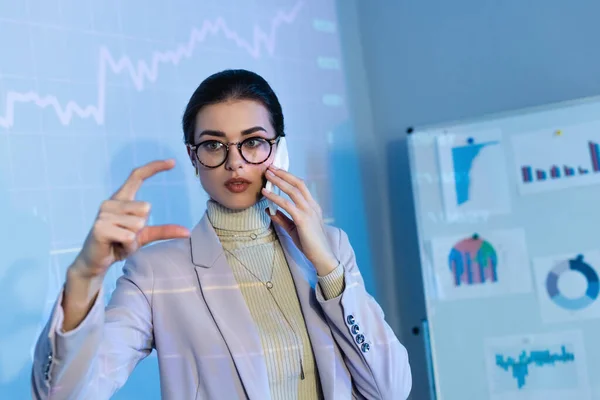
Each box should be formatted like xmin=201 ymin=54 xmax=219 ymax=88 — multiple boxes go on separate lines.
xmin=266 ymin=281 xmax=274 ymax=289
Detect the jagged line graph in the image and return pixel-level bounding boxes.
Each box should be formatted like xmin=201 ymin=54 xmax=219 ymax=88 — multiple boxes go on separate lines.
xmin=0 ymin=1 xmax=304 ymax=129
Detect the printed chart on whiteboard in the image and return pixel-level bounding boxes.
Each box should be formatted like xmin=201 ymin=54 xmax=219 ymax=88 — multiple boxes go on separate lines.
xmin=484 ymin=330 xmax=590 ymax=400
xmin=532 ymin=251 xmax=600 ymax=324
xmin=436 ymin=130 xmax=511 ymax=221
xmin=511 ymin=120 xmax=600 ymax=195
xmin=428 ymin=227 xmax=532 ymax=301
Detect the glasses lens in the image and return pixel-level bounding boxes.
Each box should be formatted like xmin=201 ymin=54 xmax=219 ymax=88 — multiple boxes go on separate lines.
xmin=240 ymin=138 xmax=272 ymax=163
xmin=196 ymin=140 xmax=227 ymax=167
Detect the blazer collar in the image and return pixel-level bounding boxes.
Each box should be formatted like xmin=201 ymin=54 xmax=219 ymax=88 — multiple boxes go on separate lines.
xmin=189 ymin=213 xmax=223 ymax=268
xmin=190 ymin=213 xmax=269 ymax=399
xmin=190 ymin=212 xmax=337 ymax=400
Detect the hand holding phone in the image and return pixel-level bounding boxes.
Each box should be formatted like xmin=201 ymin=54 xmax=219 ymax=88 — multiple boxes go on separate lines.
xmin=265 ymin=137 xmax=289 ymax=215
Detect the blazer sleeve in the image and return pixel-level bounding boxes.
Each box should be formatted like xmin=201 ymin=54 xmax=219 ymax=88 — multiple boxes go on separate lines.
xmin=31 ymin=253 xmax=154 ymax=399
xmin=315 ymin=227 xmax=412 ymax=400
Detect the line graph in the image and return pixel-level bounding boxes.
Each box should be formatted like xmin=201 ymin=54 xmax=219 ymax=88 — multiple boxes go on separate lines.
xmin=1 ymin=1 xmax=357 ymax=398
xmin=0 ymin=1 xmax=304 ymax=129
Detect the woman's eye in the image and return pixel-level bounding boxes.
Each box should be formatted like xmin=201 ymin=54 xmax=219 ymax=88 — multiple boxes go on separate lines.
xmin=245 ymin=138 xmax=265 ymax=148
xmin=201 ymin=141 xmax=224 ymax=151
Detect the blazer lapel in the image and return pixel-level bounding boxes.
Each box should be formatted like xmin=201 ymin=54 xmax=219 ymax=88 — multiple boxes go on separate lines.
xmin=274 ymin=225 xmax=337 ymax=400
xmin=190 ymin=215 xmax=270 ymax=400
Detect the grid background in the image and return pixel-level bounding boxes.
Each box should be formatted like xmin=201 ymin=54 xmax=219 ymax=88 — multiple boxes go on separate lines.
xmin=0 ymin=1 xmax=353 ymax=397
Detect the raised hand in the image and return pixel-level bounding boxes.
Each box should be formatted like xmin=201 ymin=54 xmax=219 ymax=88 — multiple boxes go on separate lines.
xmin=70 ymin=159 xmax=191 ymax=280
xmin=62 ymin=159 xmax=190 ymax=331
xmin=262 ymin=164 xmax=338 ymax=276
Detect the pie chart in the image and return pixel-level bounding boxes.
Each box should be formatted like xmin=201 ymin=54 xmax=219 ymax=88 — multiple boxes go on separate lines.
xmin=546 ymin=254 xmax=600 ymax=310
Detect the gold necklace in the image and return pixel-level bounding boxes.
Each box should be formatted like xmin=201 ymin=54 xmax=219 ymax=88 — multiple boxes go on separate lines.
xmin=216 ymin=226 xmax=272 ymax=241
xmin=223 ymin=244 xmax=306 ymax=380
xmin=224 ymin=245 xmax=276 ymax=290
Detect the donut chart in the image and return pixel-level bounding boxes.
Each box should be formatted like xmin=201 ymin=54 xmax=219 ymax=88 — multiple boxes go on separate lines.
xmin=546 ymin=254 xmax=600 ymax=310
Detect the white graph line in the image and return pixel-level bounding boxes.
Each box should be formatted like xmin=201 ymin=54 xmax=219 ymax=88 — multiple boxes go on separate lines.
xmin=49 ymin=247 xmax=81 ymax=255
xmin=0 ymin=1 xmax=304 ymax=129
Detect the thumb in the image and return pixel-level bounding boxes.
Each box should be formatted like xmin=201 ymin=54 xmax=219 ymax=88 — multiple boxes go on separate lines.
xmin=138 ymin=224 xmax=191 ymax=247
xmin=268 ymin=209 xmax=296 ymax=234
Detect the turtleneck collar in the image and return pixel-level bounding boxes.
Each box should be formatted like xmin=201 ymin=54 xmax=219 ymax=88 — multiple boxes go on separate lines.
xmin=206 ymin=197 xmax=272 ymax=233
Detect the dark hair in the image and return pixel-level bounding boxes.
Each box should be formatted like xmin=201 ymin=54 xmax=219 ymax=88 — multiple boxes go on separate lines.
xmin=182 ymin=69 xmax=285 ymax=144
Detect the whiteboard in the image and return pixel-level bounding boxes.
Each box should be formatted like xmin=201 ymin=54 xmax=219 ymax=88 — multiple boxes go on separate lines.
xmin=407 ymin=96 xmax=600 ymax=400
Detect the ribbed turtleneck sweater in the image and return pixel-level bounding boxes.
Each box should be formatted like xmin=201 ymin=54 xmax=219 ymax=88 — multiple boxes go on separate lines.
xmin=206 ymin=198 xmax=345 ymax=400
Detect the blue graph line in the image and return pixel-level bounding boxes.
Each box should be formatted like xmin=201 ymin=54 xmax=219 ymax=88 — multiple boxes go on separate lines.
xmin=495 ymin=346 xmax=575 ymax=389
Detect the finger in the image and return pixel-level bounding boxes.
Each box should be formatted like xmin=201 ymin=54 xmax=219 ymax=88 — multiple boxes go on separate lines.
xmin=97 ymin=212 xmax=147 ymax=233
xmin=138 ymin=224 xmax=190 ymax=247
xmin=111 ymin=159 xmax=176 ymax=201
xmin=267 ymin=166 xmax=319 ymax=211
xmin=94 ymin=220 xmax=137 ymax=247
xmin=262 ymin=187 xmax=299 ymax=220
xmin=269 ymin=210 xmax=296 ymax=235
xmin=265 ymin=170 xmax=309 ymax=209
xmin=100 ymin=200 xmax=151 ymax=218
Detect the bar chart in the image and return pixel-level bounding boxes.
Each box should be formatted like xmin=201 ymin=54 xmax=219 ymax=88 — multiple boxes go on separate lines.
xmin=485 ymin=331 xmax=590 ymax=400
xmin=520 ymin=141 xmax=600 ymax=183
xmin=511 ymin=121 xmax=600 ymax=194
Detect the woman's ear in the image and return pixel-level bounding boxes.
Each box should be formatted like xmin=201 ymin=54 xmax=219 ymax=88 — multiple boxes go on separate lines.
xmin=186 ymin=147 xmax=199 ymax=176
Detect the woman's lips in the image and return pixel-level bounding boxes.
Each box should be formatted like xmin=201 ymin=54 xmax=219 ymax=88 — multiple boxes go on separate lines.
xmin=224 ymin=178 xmax=251 ymax=193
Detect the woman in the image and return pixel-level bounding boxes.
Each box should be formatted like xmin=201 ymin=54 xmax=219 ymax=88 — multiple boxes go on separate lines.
xmin=31 ymin=69 xmax=412 ymax=399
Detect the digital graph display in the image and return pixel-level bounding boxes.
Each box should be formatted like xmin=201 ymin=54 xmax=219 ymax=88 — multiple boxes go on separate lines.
xmin=0 ymin=1 xmax=372 ymax=398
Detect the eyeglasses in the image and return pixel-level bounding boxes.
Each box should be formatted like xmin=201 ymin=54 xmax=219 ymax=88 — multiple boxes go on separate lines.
xmin=187 ymin=136 xmax=282 ymax=168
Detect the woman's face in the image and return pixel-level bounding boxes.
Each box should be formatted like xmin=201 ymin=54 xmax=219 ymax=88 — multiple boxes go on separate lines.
xmin=190 ymin=99 xmax=277 ymax=210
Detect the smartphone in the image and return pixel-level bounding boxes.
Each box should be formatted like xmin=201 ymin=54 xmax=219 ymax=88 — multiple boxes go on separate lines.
xmin=265 ymin=137 xmax=289 ymax=215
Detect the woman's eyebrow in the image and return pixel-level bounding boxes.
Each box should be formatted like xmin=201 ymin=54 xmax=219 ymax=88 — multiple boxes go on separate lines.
xmin=197 ymin=126 xmax=267 ymax=139
xmin=240 ymin=126 xmax=267 ymax=136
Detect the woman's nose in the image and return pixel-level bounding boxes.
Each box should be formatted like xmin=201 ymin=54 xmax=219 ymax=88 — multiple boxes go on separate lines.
xmin=224 ymin=145 xmax=244 ymax=170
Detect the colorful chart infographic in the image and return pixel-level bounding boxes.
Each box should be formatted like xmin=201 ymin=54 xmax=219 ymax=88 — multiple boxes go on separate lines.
xmin=485 ymin=331 xmax=590 ymax=400
xmin=448 ymin=234 xmax=498 ymax=287
xmin=429 ymin=228 xmax=532 ymax=300
xmin=533 ymin=251 xmax=600 ymax=323
xmin=511 ymin=120 xmax=600 ymax=195
xmin=436 ymin=129 xmax=511 ymax=221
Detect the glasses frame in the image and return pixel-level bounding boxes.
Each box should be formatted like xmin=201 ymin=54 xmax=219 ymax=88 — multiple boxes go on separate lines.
xmin=187 ymin=135 xmax=284 ymax=169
